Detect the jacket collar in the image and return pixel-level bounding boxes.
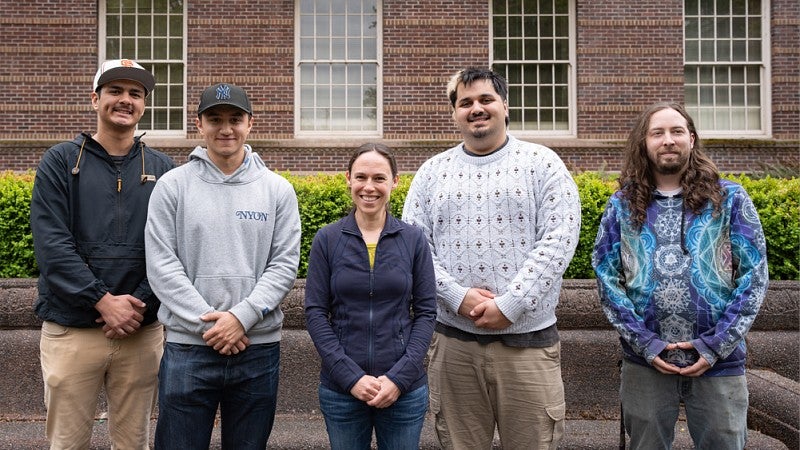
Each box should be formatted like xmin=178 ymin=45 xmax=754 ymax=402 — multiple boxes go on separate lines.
xmin=341 ymin=209 xmax=403 ymax=237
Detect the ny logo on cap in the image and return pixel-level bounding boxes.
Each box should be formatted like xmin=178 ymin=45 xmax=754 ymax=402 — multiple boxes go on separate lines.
xmin=216 ymin=84 xmax=232 ymax=100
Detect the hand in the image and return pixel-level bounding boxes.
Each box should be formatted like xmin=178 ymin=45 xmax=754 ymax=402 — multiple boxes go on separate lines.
xmin=651 ymin=356 xmax=682 ymax=375
xmin=94 ymin=293 xmax=145 ymax=338
xmin=458 ymin=288 xmax=494 ymax=319
xmin=665 ymin=341 xmax=712 ymax=377
xmin=367 ymin=376 xmax=401 ymax=408
xmin=350 ymin=375 xmax=382 ymax=402
xmin=201 ymin=311 xmax=247 ymax=355
xmin=470 ymin=299 xmax=512 ymax=330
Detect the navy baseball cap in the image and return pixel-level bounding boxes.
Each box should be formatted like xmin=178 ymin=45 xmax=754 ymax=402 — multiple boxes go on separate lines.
xmin=197 ymin=83 xmax=253 ymax=116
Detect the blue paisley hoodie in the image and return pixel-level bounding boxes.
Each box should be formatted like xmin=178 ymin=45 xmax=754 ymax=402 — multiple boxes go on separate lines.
xmin=592 ymin=180 xmax=768 ymax=376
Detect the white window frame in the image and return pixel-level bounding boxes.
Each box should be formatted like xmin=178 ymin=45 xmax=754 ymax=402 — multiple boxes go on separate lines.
xmin=98 ymin=0 xmax=187 ymax=137
xmin=683 ymin=0 xmax=771 ymax=138
xmin=294 ymin=0 xmax=383 ymax=138
xmin=490 ymin=0 xmax=577 ymax=138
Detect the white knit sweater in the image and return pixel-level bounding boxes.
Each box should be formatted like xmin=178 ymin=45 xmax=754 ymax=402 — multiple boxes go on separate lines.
xmin=402 ymin=136 xmax=581 ymax=335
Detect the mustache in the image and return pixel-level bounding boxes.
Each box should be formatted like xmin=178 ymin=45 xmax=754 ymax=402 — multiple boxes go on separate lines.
xmin=468 ymin=113 xmax=489 ymax=122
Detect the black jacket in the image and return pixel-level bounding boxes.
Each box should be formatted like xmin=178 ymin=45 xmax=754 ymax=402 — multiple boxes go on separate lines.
xmin=30 ymin=133 xmax=175 ymax=327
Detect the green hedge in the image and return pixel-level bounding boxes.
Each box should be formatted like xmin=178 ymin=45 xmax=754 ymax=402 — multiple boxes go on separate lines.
xmin=2 ymin=171 xmax=797 ymax=280
xmin=0 ymin=172 xmax=36 ymax=277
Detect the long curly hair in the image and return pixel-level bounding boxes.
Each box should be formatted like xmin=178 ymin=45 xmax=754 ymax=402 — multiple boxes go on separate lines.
xmin=619 ymin=102 xmax=724 ymax=228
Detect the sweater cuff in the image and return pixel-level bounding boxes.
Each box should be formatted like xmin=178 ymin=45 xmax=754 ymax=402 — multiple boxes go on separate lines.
xmin=442 ymin=285 xmax=470 ymax=316
xmin=228 ymin=301 xmax=260 ymax=332
xmin=493 ymin=293 xmax=524 ymax=323
xmin=691 ymin=339 xmax=718 ymax=366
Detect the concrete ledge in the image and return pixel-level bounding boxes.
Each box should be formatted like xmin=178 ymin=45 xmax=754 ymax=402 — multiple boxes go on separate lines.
xmin=748 ymin=369 xmax=800 ymax=450
xmin=3 ymin=279 xmax=798 ymax=332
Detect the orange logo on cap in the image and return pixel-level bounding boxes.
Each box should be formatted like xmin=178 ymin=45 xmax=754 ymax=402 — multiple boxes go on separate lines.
xmin=120 ymin=59 xmax=134 ymax=67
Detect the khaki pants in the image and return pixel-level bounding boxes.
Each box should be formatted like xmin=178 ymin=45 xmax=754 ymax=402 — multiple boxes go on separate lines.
xmin=427 ymin=331 xmax=565 ymax=450
xmin=40 ymin=321 xmax=163 ymax=450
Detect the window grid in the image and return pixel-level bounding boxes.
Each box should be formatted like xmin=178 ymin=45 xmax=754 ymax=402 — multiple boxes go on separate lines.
xmin=684 ymin=0 xmax=765 ymax=134
xmin=491 ymin=0 xmax=573 ymax=133
xmin=297 ymin=0 xmax=380 ymax=134
xmin=103 ymin=0 xmax=185 ymax=133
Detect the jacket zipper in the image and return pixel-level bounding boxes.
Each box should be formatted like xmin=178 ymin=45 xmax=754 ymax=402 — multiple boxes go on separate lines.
xmin=116 ymin=168 xmax=123 ymax=238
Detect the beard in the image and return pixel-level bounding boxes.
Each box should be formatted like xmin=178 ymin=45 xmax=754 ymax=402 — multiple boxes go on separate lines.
xmin=470 ymin=128 xmax=489 ymax=139
xmin=652 ymin=152 xmax=689 ymax=175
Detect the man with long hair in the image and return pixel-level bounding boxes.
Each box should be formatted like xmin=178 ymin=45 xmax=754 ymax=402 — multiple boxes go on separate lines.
xmin=593 ymin=102 xmax=768 ymax=449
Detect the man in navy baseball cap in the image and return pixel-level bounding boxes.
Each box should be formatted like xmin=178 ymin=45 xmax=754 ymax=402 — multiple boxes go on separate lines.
xmin=197 ymin=82 xmax=253 ymax=116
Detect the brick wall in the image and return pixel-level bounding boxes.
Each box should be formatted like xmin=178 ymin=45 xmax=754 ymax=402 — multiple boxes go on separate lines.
xmin=0 ymin=0 xmax=796 ymax=171
xmin=771 ymin=0 xmax=800 ymax=140
xmin=576 ymin=1 xmax=686 ymax=139
xmin=1 ymin=139 xmax=796 ymax=175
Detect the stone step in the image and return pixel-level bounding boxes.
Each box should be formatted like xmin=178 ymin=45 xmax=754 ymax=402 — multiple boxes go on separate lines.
xmin=0 ymin=415 xmax=789 ymax=449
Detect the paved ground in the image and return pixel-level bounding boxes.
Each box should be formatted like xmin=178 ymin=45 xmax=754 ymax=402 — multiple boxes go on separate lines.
xmin=0 ymin=414 xmax=788 ymax=449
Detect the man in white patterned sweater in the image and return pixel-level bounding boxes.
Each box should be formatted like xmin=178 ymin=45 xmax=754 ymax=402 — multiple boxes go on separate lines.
xmin=402 ymin=67 xmax=581 ymax=449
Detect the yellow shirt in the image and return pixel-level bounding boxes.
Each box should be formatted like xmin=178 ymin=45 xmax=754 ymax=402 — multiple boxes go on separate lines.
xmin=366 ymin=242 xmax=377 ymax=268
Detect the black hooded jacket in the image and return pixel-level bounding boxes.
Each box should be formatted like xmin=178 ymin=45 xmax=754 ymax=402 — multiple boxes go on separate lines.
xmin=30 ymin=133 xmax=175 ymax=327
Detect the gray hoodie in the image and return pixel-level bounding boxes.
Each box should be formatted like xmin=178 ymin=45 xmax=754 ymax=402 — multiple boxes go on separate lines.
xmin=145 ymin=145 xmax=301 ymax=345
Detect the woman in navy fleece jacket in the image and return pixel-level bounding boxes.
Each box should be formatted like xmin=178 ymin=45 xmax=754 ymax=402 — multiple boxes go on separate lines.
xmin=305 ymin=143 xmax=436 ymax=450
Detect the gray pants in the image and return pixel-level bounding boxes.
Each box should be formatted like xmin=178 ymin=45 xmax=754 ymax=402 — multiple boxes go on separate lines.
xmin=620 ymin=360 xmax=748 ymax=450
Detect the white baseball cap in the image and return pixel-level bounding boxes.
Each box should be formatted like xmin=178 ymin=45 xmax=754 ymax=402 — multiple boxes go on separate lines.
xmin=93 ymin=59 xmax=156 ymax=96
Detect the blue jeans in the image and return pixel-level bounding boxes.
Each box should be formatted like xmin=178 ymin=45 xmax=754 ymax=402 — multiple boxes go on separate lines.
xmin=620 ymin=360 xmax=748 ymax=450
xmin=154 ymin=342 xmax=280 ymax=450
xmin=319 ymin=383 xmax=429 ymax=450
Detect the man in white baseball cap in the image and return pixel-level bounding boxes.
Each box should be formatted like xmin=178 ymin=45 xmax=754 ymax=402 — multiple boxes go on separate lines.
xmin=93 ymin=58 xmax=156 ymax=95
xmin=30 ymin=59 xmax=173 ymax=449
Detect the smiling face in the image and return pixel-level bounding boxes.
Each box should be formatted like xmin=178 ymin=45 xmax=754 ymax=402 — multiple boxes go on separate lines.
xmin=452 ymin=78 xmax=509 ymax=154
xmin=645 ymin=107 xmax=696 ymax=180
xmin=92 ymin=80 xmax=147 ymax=132
xmin=346 ymin=150 xmax=399 ymax=221
xmin=196 ymin=105 xmax=253 ymax=168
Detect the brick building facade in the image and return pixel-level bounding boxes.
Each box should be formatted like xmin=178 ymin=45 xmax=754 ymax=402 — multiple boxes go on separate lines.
xmin=0 ymin=0 xmax=797 ymax=174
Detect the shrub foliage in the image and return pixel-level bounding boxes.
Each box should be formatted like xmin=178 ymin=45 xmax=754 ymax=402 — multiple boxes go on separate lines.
xmin=0 ymin=171 xmax=37 ymax=277
xmin=4 ymin=171 xmax=797 ymax=280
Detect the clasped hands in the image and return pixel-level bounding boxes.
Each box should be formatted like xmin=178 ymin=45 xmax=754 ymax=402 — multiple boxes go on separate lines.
xmin=458 ymin=288 xmax=512 ymax=330
xmin=652 ymin=341 xmax=711 ymax=377
xmin=95 ymin=292 xmax=146 ymax=339
xmin=201 ymin=311 xmax=249 ymax=355
xmin=350 ymin=375 xmax=401 ymax=408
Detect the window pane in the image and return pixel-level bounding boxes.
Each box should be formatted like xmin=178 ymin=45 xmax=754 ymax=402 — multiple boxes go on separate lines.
xmin=138 ymin=38 xmax=151 ymax=59
xmin=169 ymin=15 xmax=181 ymax=36
xmin=509 ymin=39 xmax=522 ymax=60
xmin=332 ymin=38 xmax=346 ymax=59
xmin=153 ymin=38 xmax=166 ymax=58
xmin=524 ymin=39 xmax=537 ymax=60
xmin=685 ymin=17 xmax=698 ymax=39
xmin=348 ymin=14 xmax=361 ymax=36
xmin=716 ymin=40 xmax=730 ymax=61
xmin=509 ymin=16 xmax=522 ymax=38
xmin=700 ymin=18 xmax=714 ymax=39
xmin=748 ymin=40 xmax=761 ymax=60
xmin=153 ymin=15 xmax=166 ymax=36
xmin=107 ymin=15 xmax=120 ymax=36
xmin=686 ymin=41 xmax=699 ymax=62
